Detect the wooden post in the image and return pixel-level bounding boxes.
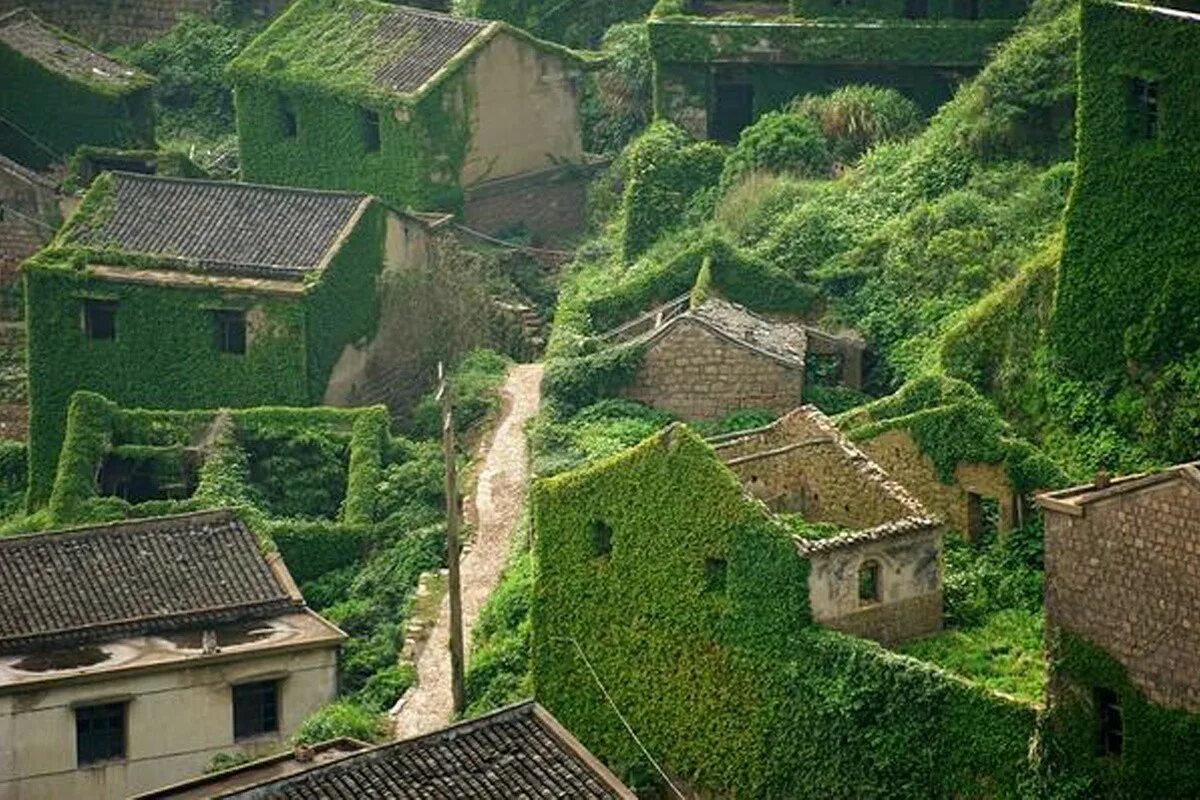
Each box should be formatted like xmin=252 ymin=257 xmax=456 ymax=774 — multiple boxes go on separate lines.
xmin=437 ymin=362 xmax=466 ymax=716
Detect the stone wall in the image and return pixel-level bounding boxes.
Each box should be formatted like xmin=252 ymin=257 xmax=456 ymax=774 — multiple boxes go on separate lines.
xmin=715 ymin=407 xmax=927 ymax=531
xmin=806 ymin=526 xmax=943 ymax=646
xmin=1042 ymin=471 xmax=1200 ymax=713
xmin=463 ymin=165 xmax=589 ymax=244
xmin=621 ymin=319 xmax=804 ymax=421
xmin=0 ymin=158 xmax=58 ymax=278
xmin=857 ymin=428 xmax=1019 ymax=538
xmin=0 ymin=0 xmax=288 ymax=45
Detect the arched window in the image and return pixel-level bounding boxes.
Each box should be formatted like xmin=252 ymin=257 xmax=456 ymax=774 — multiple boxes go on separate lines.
xmin=858 ymin=560 xmax=881 ymax=605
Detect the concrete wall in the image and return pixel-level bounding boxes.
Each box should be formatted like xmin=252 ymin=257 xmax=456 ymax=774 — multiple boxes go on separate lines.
xmin=1044 ymin=475 xmax=1200 ymax=713
xmin=0 ymin=0 xmax=287 ymax=45
xmin=461 ymin=29 xmax=583 ymax=186
xmin=807 ymin=527 xmax=943 ymax=646
xmin=621 ymin=320 xmax=805 ymax=421
xmin=857 ymin=428 xmax=1018 ymax=538
xmin=0 ymin=645 xmax=337 ymax=800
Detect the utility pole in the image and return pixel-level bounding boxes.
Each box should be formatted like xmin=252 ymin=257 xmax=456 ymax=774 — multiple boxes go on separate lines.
xmin=437 ymin=362 xmax=466 ymax=716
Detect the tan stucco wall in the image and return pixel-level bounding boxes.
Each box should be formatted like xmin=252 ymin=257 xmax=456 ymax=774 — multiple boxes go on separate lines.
xmin=856 ymin=428 xmax=1018 ymax=537
xmin=461 ymin=30 xmax=583 ymax=186
xmin=621 ymin=321 xmax=805 ymax=421
xmin=807 ymin=528 xmax=943 ymax=646
xmin=0 ymin=645 xmax=338 ymax=800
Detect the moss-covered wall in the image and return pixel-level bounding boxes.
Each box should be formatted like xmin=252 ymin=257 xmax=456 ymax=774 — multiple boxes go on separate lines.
xmin=0 ymin=24 xmax=155 ymax=170
xmin=1052 ymin=1 xmax=1200 ymax=381
xmin=791 ymin=0 xmax=1029 ymax=19
xmin=24 ymin=200 xmax=385 ymax=508
xmin=532 ymin=425 xmax=1039 ymax=796
xmin=234 ymin=81 xmax=469 ymax=212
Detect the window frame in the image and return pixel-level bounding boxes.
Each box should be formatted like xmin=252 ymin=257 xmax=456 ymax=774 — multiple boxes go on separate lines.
xmin=212 ymin=308 xmax=248 ymax=356
xmin=232 ymin=679 xmax=280 ymax=741
xmin=858 ymin=559 xmax=882 ymax=606
xmin=82 ymin=299 xmax=118 ymax=342
xmin=75 ymin=701 xmax=127 ymax=767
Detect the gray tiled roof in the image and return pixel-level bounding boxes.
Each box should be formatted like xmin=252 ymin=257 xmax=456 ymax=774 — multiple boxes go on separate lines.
xmin=0 ymin=8 xmax=151 ymax=89
xmin=372 ymin=6 xmax=489 ymax=94
xmin=686 ymin=298 xmax=807 ymax=367
xmin=0 ymin=510 xmax=298 ymax=655
xmin=221 ymin=702 xmax=634 ymax=799
xmin=74 ymin=173 xmax=369 ymax=279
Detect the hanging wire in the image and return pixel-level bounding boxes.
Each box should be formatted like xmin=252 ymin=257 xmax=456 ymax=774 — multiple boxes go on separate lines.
xmin=550 ymin=635 xmax=687 ymax=799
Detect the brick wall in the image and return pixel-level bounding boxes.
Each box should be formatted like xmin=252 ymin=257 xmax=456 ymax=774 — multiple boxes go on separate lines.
xmin=0 ymin=0 xmax=288 ymax=45
xmin=1044 ymin=474 xmax=1200 ymax=712
xmin=621 ymin=319 xmax=804 ymax=421
xmin=857 ymin=428 xmax=1018 ymax=538
xmin=462 ymin=167 xmax=589 ymax=245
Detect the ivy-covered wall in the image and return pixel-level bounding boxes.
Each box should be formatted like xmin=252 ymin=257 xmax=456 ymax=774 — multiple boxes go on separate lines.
xmin=791 ymin=0 xmax=1029 ymax=19
xmin=0 ymin=14 xmax=155 ymax=170
xmin=532 ymin=425 xmax=1039 ymax=796
xmin=1052 ymin=1 xmax=1200 ymax=381
xmin=453 ymin=0 xmax=655 ymax=47
xmin=24 ymin=185 xmax=386 ymax=508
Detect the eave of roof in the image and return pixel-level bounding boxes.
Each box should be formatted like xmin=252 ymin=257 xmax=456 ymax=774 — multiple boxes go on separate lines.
xmin=1111 ymin=1 xmax=1200 ymax=23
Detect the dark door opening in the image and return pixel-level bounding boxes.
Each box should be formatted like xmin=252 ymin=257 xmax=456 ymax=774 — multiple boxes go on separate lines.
xmin=904 ymin=0 xmax=930 ymax=17
xmin=711 ymin=80 xmax=755 ymax=143
xmin=966 ymin=492 xmax=1000 ymax=540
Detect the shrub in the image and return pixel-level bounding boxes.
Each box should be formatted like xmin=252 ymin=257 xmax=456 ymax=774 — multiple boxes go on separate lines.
xmin=719 ymin=111 xmax=831 ymax=191
xmin=357 ymin=663 xmax=416 ymax=713
xmin=293 ymin=701 xmax=388 ymax=746
xmin=791 ymin=85 xmax=922 ymax=164
xmin=582 ymin=23 xmax=653 ymax=155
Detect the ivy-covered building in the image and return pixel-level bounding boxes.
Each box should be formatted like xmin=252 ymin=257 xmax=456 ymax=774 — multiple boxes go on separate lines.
xmin=0 ymin=8 xmax=155 ymax=170
xmin=1053 ymin=0 xmax=1200 ymax=381
xmin=229 ymin=0 xmax=591 ymax=240
xmin=648 ymin=0 xmax=1026 ymax=141
xmin=23 ymin=171 xmax=480 ymax=508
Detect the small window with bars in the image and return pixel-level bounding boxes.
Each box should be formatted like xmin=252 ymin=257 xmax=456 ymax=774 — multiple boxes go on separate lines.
xmin=233 ymin=680 xmax=279 ymax=739
xmin=213 ymin=309 xmax=247 ymax=355
xmin=76 ymin=702 xmax=126 ymax=766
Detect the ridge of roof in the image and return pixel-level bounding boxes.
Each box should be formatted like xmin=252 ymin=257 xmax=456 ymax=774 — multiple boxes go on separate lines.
xmin=1111 ymin=1 xmax=1200 ymax=22
xmin=639 ymin=297 xmax=808 ymax=369
xmin=795 ymin=514 xmax=940 ymax=556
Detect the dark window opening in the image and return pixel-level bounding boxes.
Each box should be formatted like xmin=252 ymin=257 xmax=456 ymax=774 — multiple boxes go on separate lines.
xmin=279 ymin=96 xmax=298 ymax=138
xmin=0 ymin=202 xmax=5 ymax=222
xmin=904 ymin=0 xmax=929 ymax=17
xmin=805 ymin=353 xmax=844 ymax=387
xmin=361 ymin=108 xmax=381 ymax=152
xmin=711 ymin=73 xmax=755 ymax=144
xmin=1129 ymin=78 xmax=1160 ymax=141
xmin=953 ymin=0 xmax=980 ymax=18
xmin=83 ymin=300 xmax=117 ymax=341
xmin=966 ymin=493 xmax=1000 ymax=540
xmin=589 ymin=520 xmax=613 ymax=558
xmin=705 ymin=557 xmax=727 ymax=593
xmin=99 ymin=454 xmax=198 ymax=504
xmin=213 ymin=309 xmax=247 ymax=355
xmin=233 ymin=680 xmax=279 ymax=740
xmin=76 ymin=702 xmax=126 ymax=766
xmin=858 ymin=560 xmax=881 ymax=605
xmin=1096 ymin=687 xmax=1123 ymax=757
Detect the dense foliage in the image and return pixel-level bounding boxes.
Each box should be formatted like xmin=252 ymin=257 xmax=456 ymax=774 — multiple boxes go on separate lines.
xmin=454 ymin=0 xmax=655 ymax=47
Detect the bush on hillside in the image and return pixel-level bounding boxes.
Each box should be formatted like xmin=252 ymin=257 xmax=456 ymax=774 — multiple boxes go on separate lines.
xmin=791 ymin=85 xmax=922 ymax=164
xmin=719 ymin=111 xmax=831 ymax=191
xmin=293 ymin=701 xmax=388 ymax=746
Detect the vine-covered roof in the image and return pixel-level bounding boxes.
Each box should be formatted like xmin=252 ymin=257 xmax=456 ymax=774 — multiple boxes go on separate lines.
xmin=0 ymin=8 xmax=152 ymax=92
xmin=64 ymin=172 xmax=371 ymax=279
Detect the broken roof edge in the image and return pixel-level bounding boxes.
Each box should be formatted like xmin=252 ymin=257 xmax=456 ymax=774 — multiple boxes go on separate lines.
xmin=1035 ymin=460 xmax=1200 ymax=514
xmin=794 ymin=514 xmax=942 ymax=556
xmin=0 ymin=7 xmax=155 ymax=93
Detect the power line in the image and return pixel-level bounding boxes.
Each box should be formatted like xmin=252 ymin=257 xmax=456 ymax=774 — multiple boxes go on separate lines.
xmin=550 ymin=635 xmax=687 ymax=799
xmin=451 ymin=222 xmax=576 ymax=258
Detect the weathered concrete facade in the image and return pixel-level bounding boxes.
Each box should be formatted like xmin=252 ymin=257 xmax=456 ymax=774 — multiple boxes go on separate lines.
xmin=857 ymin=427 xmax=1020 ymax=538
xmin=1040 ymin=465 xmax=1200 ymax=713
xmin=713 ymin=406 xmax=943 ymax=645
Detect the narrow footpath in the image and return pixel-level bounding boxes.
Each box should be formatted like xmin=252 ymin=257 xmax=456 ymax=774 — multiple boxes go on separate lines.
xmin=392 ymin=362 xmax=544 ymax=738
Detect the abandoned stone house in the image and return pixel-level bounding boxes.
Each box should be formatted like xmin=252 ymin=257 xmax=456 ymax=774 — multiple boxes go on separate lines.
xmin=1038 ymin=462 xmax=1200 ymax=790
xmin=0 ymin=8 xmax=155 ymax=171
xmin=618 ymin=297 xmax=864 ymax=422
xmin=229 ymin=0 xmax=592 ymax=241
xmin=710 ymin=405 xmax=942 ymax=644
xmin=24 ymin=171 xmax=491 ymax=506
xmin=0 ymin=0 xmax=287 ymax=45
xmin=0 ymin=509 xmax=344 ymax=800
xmin=138 ymin=701 xmax=636 ymax=799
xmin=649 ymin=0 xmax=1029 ymax=142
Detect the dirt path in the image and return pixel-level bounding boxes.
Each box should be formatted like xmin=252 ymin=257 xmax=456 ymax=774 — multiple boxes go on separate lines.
xmin=392 ymin=362 xmax=543 ymax=738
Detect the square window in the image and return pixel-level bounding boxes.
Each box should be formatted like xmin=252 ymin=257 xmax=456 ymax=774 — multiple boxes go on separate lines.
xmin=83 ymin=300 xmax=117 ymax=341
xmin=213 ymin=309 xmax=247 ymax=355
xmin=233 ymin=680 xmax=279 ymax=740
xmin=76 ymin=702 xmax=126 ymax=766
xmin=361 ymin=108 xmax=381 ymax=153
xmin=1129 ymin=78 xmax=1160 ymax=141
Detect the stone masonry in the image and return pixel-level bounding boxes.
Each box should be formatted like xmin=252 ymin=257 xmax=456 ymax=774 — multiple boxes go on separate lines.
xmin=622 ymin=317 xmax=805 ymax=421
xmin=857 ymin=427 xmax=1019 ymax=538
xmin=1039 ymin=465 xmax=1200 ymax=713
xmin=0 ymin=0 xmax=286 ymax=44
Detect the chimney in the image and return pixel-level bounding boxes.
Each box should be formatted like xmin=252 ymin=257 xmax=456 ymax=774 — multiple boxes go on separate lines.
xmin=294 ymin=745 xmax=315 ymax=763
xmin=1094 ymin=469 xmax=1111 ymax=490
